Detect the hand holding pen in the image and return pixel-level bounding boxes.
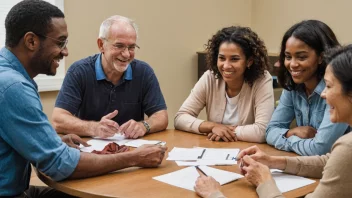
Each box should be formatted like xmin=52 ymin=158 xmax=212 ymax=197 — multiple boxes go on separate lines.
xmin=194 ymin=166 xmax=221 ymax=198
xmin=235 ymin=146 xmax=275 ymax=187
xmin=236 ymin=145 xmax=272 ymax=167
xmin=236 ymin=145 xmax=287 ymax=171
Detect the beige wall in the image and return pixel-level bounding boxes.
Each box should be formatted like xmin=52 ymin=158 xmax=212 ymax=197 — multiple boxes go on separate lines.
xmin=251 ymin=0 xmax=352 ymax=53
xmin=40 ymin=0 xmax=252 ymax=128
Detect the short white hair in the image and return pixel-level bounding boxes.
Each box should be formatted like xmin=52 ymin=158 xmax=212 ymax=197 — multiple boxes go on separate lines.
xmin=98 ymin=15 xmax=138 ymax=39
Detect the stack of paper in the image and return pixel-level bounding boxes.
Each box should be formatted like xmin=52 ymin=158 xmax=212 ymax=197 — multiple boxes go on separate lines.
xmin=80 ymin=133 xmax=165 ymax=152
xmin=153 ymin=166 xmax=243 ymax=191
xmin=167 ymin=147 xmax=239 ymax=166
xmin=270 ymin=169 xmax=316 ymax=193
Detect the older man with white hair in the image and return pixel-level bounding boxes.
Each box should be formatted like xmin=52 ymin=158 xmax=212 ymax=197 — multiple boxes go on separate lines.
xmin=53 ymin=15 xmax=168 ymax=139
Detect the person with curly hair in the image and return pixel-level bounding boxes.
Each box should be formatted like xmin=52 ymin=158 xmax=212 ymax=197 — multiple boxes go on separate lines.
xmin=266 ymin=20 xmax=349 ymax=156
xmin=174 ymin=26 xmax=274 ymax=143
xmin=195 ymin=44 xmax=352 ymax=198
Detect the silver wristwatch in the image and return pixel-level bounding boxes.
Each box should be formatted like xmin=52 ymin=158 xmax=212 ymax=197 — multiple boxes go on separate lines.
xmin=142 ymin=121 xmax=150 ymax=133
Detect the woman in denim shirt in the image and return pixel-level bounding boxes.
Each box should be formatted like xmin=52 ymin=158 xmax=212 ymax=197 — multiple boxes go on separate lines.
xmin=266 ymin=20 xmax=349 ymax=156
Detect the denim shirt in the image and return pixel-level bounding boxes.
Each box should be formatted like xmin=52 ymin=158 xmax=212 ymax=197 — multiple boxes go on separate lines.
xmin=0 ymin=48 xmax=80 ymax=196
xmin=266 ymin=79 xmax=350 ymax=156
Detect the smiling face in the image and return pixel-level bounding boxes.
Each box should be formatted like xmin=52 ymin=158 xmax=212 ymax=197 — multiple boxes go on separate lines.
xmin=284 ymin=36 xmax=322 ymax=86
xmin=31 ymin=17 xmax=68 ymax=76
xmin=99 ymin=21 xmax=137 ymax=74
xmin=217 ymin=42 xmax=250 ymax=84
xmin=322 ymin=65 xmax=352 ymax=124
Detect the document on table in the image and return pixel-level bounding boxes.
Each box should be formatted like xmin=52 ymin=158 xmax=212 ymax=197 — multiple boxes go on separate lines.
xmin=153 ymin=166 xmax=243 ymax=191
xmin=124 ymin=139 xmax=164 ymax=147
xmin=270 ymin=169 xmax=316 ymax=193
xmin=197 ymin=147 xmax=239 ymax=160
xmin=167 ymin=147 xmax=205 ymax=160
xmin=80 ymin=139 xmax=129 ymax=152
xmin=200 ymin=165 xmax=243 ymax=185
xmin=80 ymin=133 xmax=166 ymax=152
xmin=175 ymin=160 xmax=237 ymax=166
xmin=167 ymin=147 xmax=239 ymax=163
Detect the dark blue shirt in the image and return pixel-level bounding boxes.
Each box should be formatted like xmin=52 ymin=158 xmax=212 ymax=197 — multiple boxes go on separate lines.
xmin=0 ymin=48 xmax=80 ymax=196
xmin=56 ymin=54 xmax=167 ymax=125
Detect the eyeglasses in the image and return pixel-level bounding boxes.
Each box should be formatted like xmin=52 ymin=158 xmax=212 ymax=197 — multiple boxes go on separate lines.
xmin=103 ymin=38 xmax=140 ymax=53
xmin=35 ymin=33 xmax=68 ymax=50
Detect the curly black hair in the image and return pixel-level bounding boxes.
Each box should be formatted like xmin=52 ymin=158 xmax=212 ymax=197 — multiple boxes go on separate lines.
xmin=278 ymin=20 xmax=340 ymax=91
xmin=205 ymin=26 xmax=268 ymax=87
xmin=5 ymin=0 xmax=64 ymax=48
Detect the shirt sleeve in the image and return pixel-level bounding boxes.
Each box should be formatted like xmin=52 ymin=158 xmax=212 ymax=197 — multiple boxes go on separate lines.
xmin=142 ymin=67 xmax=167 ymax=116
xmin=266 ymin=89 xmax=349 ymax=156
xmin=265 ymin=89 xmax=295 ymax=151
xmin=1 ymin=82 xmax=80 ymax=181
xmin=55 ymin=69 xmax=83 ymax=115
xmin=284 ymin=155 xmax=328 ymax=178
xmin=235 ymin=73 xmax=274 ymax=143
xmin=285 ymin=106 xmax=349 ymax=155
xmin=174 ymin=71 xmax=208 ymax=134
xmin=305 ymin=134 xmax=352 ymax=197
xmin=256 ymin=179 xmax=284 ymax=198
xmin=208 ymin=191 xmax=227 ymax=198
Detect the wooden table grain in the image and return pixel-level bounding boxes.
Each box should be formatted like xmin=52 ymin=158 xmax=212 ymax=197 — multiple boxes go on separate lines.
xmin=36 ymin=129 xmax=318 ymax=198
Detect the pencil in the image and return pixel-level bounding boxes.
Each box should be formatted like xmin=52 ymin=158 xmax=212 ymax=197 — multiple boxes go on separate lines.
xmin=195 ymin=166 xmax=208 ymax=176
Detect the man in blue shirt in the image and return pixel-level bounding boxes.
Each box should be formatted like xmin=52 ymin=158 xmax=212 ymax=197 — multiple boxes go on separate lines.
xmin=52 ymin=15 xmax=168 ymax=139
xmin=0 ymin=1 xmax=167 ymax=197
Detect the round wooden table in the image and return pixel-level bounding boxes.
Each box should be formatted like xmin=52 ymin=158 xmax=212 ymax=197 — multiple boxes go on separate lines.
xmin=36 ymin=129 xmax=318 ymax=198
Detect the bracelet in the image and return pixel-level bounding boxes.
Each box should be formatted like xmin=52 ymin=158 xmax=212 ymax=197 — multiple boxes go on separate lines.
xmin=142 ymin=121 xmax=150 ymax=133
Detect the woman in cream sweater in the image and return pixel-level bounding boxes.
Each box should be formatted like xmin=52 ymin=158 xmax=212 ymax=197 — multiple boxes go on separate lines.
xmin=174 ymin=26 xmax=274 ymax=143
xmin=195 ymin=45 xmax=352 ymax=198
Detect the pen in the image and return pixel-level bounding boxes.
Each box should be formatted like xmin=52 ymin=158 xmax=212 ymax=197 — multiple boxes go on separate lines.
xmin=195 ymin=166 xmax=208 ymax=176
xmin=198 ymin=149 xmax=206 ymax=159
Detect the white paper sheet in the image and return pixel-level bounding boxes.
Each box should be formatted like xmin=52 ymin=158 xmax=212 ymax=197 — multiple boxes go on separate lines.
xmin=167 ymin=147 xmax=240 ymax=161
xmin=125 ymin=139 xmax=164 ymax=147
xmin=197 ymin=148 xmax=240 ymax=160
xmin=153 ymin=166 xmax=200 ymax=191
xmin=167 ymin=147 xmax=205 ymax=160
xmin=93 ymin=133 xmax=126 ymax=141
xmin=79 ymin=139 xmax=130 ymax=153
xmin=175 ymin=160 xmax=237 ymax=166
xmin=79 ymin=134 xmax=165 ymax=152
xmin=153 ymin=166 xmax=243 ymax=191
xmin=199 ymin=165 xmax=243 ymax=185
xmin=270 ymin=169 xmax=316 ymax=193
